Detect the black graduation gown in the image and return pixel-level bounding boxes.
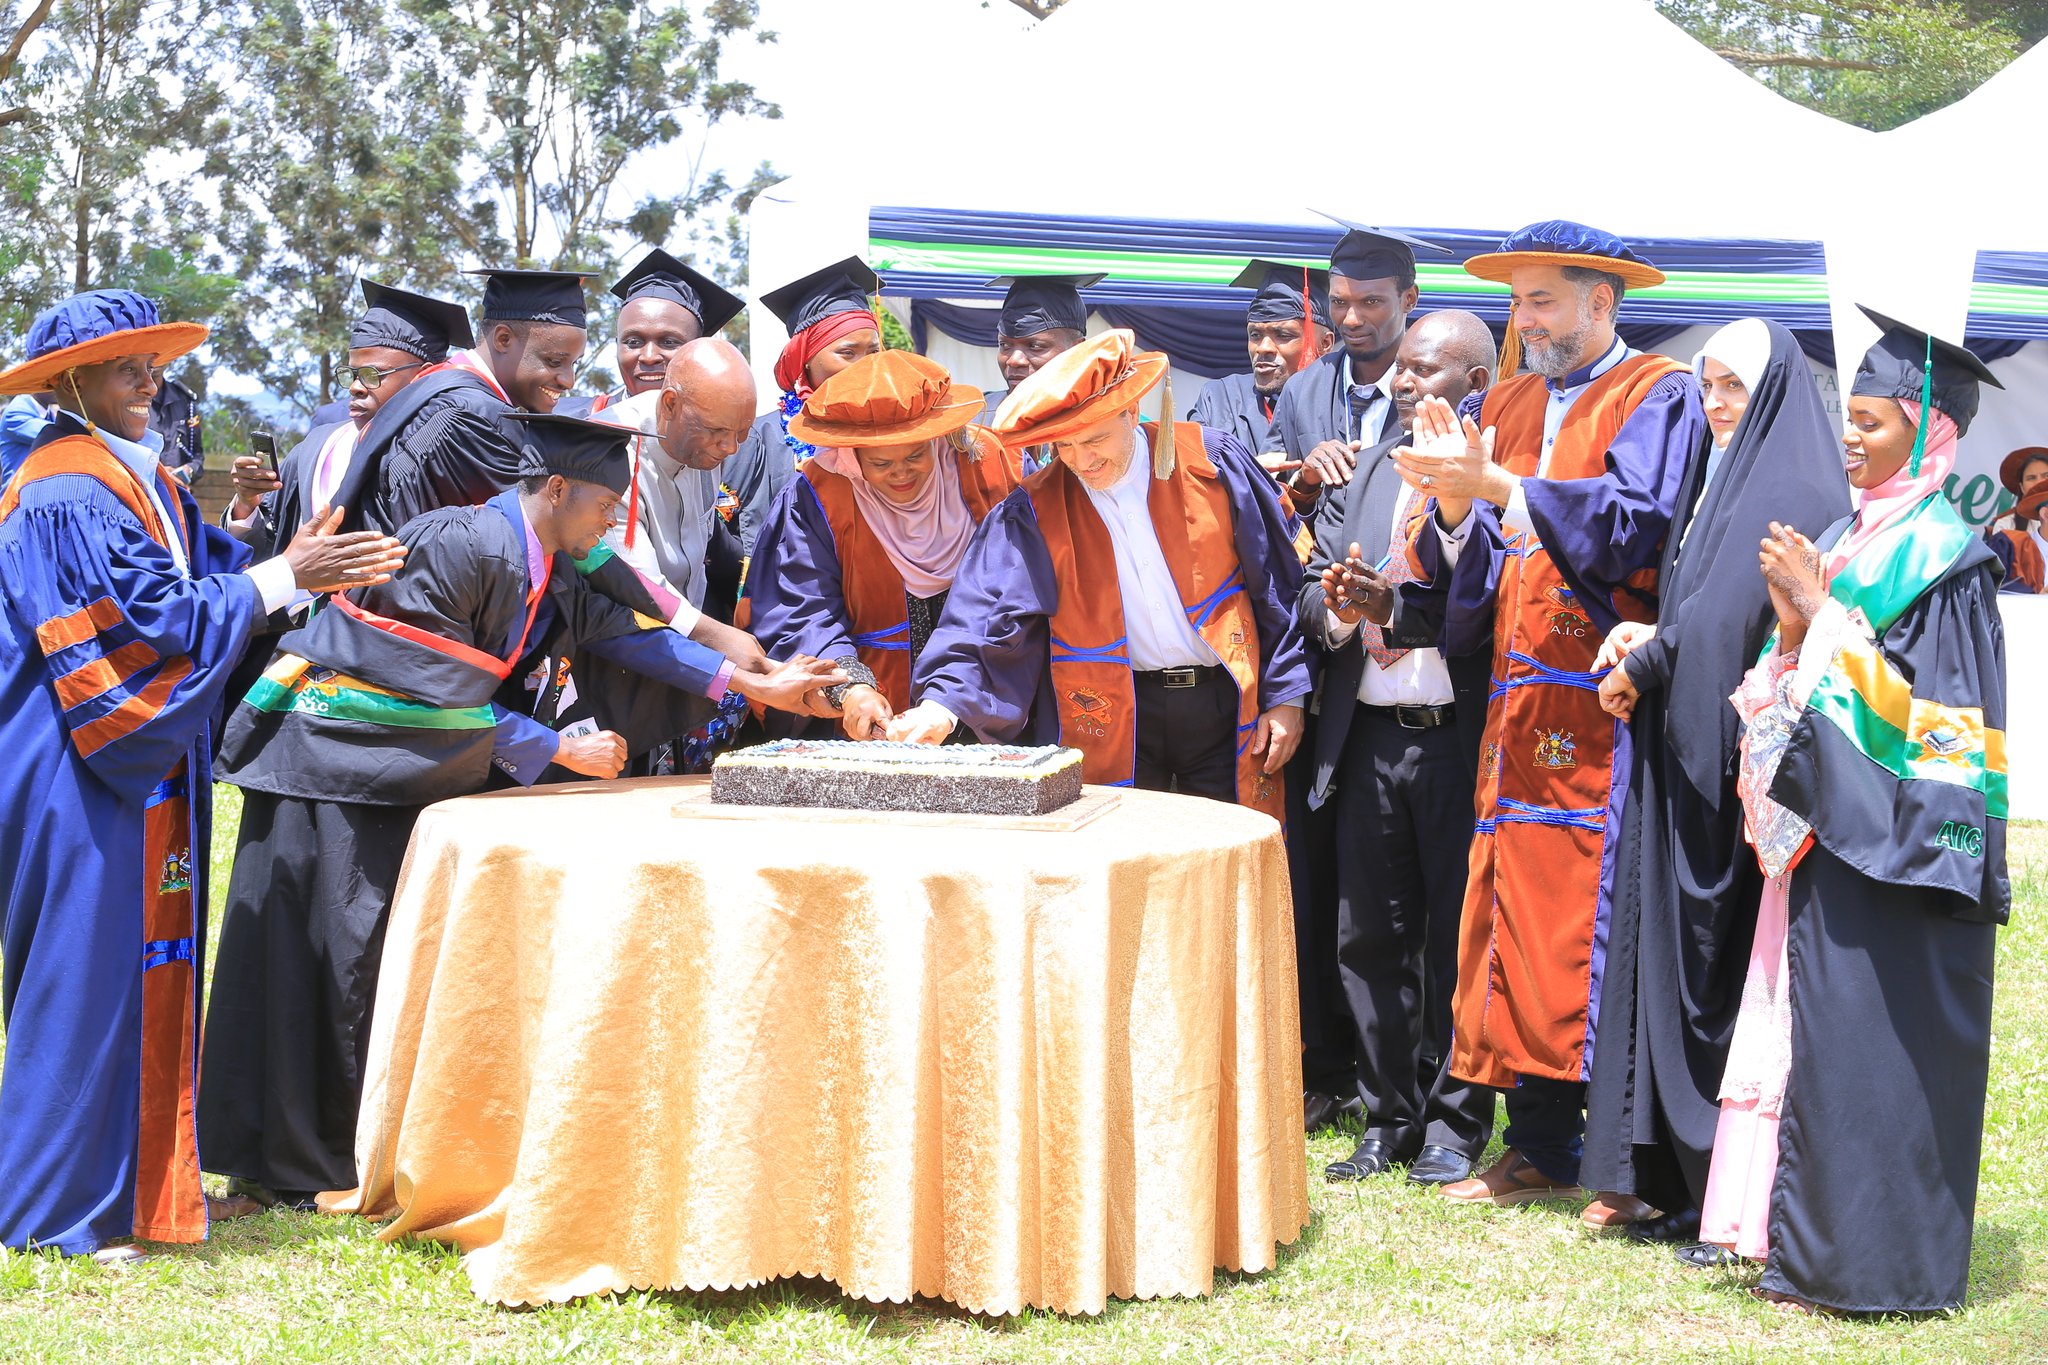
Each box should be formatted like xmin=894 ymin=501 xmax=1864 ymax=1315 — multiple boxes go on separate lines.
xmin=725 ymin=409 xmax=800 ymax=557
xmin=217 ymin=421 xmax=351 ymax=727
xmin=330 ymin=368 xmax=523 ymax=536
xmin=202 ymin=500 xmax=716 ymax=1194
xmin=1190 ymin=372 xmax=1280 ymax=454
xmin=1759 ymin=536 xmax=2006 ymax=1313
xmin=1582 ymin=324 xmax=1851 ymax=1211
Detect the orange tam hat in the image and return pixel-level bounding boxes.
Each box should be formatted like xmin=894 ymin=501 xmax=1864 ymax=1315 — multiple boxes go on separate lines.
xmin=787 ymin=351 xmax=984 ymax=448
xmin=991 ymin=328 xmax=1168 ymax=451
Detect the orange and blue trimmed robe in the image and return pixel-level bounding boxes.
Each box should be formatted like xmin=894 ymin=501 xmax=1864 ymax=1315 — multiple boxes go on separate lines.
xmin=0 ymin=421 xmax=264 ymax=1253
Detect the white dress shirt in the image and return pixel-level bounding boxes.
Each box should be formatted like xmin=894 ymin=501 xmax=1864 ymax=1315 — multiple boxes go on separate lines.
xmin=1082 ymin=429 xmax=1218 ymax=671
xmin=1325 ymin=477 xmax=1455 ymax=705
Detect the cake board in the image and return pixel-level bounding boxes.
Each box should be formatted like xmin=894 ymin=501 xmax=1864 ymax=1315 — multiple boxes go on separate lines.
xmin=671 ymin=777 xmax=1122 ymax=833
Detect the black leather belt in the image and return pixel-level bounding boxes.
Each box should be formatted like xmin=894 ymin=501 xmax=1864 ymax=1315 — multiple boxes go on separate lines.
xmin=1136 ymin=665 xmax=1222 ymax=690
xmin=1362 ymin=701 xmax=1455 ymax=730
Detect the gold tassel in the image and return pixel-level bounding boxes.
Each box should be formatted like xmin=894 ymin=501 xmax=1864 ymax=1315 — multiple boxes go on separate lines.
xmin=1153 ymin=368 xmax=1176 ymax=479
xmin=1496 ymin=304 xmax=1521 ymax=382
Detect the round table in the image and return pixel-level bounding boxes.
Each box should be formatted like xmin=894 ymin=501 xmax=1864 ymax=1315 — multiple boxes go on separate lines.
xmin=330 ymin=776 xmax=1308 ymax=1315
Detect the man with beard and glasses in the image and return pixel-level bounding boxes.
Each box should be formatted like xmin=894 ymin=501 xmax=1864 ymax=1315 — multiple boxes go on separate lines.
xmin=1390 ymin=222 xmax=1706 ymax=1214
xmin=1191 ymin=260 xmax=1332 ymax=457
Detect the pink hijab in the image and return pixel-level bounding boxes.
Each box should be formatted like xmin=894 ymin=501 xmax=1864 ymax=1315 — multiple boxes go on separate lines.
xmin=1827 ymin=398 xmax=1957 ymax=575
xmin=814 ymin=440 xmax=975 ymax=597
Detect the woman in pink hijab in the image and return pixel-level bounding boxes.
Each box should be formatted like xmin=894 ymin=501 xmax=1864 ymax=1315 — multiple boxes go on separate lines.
xmin=747 ymin=351 xmax=1025 ymax=740
xmin=1697 ymin=308 xmax=2008 ymax=1315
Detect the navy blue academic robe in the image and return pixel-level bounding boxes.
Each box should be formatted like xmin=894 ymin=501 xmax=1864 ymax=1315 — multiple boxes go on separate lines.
xmin=725 ymin=408 xmax=802 ymax=557
xmin=1269 ymin=349 xmax=1399 ymax=462
xmin=0 ymin=421 xmax=262 ymax=1253
xmin=329 ymin=366 xmax=522 ymax=536
xmin=1190 ymin=372 xmax=1281 ymax=454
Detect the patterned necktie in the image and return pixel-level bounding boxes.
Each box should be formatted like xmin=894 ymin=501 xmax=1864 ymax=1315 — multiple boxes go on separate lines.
xmin=1361 ymin=480 xmax=1423 ymax=670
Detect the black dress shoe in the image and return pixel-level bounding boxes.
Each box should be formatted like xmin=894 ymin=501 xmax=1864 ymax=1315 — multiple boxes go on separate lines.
xmin=1303 ymin=1091 xmax=1363 ymax=1134
xmin=1405 ymin=1144 xmax=1474 ymax=1187
xmin=1674 ymin=1240 xmax=1745 ymax=1269
xmin=1626 ymin=1207 xmax=1702 ymax=1244
xmin=1326 ymin=1137 xmax=1407 ymax=1181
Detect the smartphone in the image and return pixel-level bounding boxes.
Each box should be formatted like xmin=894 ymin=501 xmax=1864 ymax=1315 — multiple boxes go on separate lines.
xmin=252 ymin=430 xmax=278 ymax=472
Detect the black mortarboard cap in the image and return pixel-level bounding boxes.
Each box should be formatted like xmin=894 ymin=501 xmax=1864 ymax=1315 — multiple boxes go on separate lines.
xmin=1852 ymin=305 xmax=2004 ymax=437
xmin=504 ymin=411 xmax=633 ymax=495
xmin=987 ymin=272 xmax=1106 ymax=338
xmin=1230 ymin=260 xmax=1332 ymax=329
xmin=610 ymin=248 xmax=745 ymax=335
xmin=1313 ymin=211 xmax=1448 ymax=282
xmin=758 ymin=256 xmax=882 ymax=334
xmin=469 ymin=268 xmax=590 ymax=328
xmin=353 ymin=280 xmax=474 ymax=363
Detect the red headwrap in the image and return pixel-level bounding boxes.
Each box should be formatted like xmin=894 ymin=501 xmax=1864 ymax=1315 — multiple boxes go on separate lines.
xmin=774 ymin=310 xmax=881 ymax=396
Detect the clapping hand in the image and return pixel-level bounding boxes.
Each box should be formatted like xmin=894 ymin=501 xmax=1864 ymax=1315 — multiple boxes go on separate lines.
xmin=1391 ymin=395 xmax=1509 ymax=530
xmin=1760 ymin=522 xmax=1827 ymax=652
xmin=1320 ymin=540 xmax=1393 ymax=627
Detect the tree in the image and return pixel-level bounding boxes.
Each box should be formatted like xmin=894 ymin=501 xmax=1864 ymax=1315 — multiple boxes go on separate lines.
xmin=1656 ymin=1 xmax=2024 ymax=130
xmin=0 ymin=0 xmax=238 ymax=356
xmin=413 ymin=0 xmax=780 ymax=270
xmin=196 ymin=0 xmax=474 ymax=414
xmin=0 ymin=0 xmax=55 ymax=128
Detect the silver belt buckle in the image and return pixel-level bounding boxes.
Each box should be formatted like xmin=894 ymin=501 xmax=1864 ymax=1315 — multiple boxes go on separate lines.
xmin=1161 ymin=667 xmax=1200 ymax=689
xmin=1394 ymin=704 xmax=1431 ymax=729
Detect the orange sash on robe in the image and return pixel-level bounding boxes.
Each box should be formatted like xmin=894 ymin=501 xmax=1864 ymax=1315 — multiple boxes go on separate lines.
xmin=1997 ymin=527 xmax=2045 ymax=594
xmin=800 ymin=426 xmax=1020 ymax=711
xmin=2 ymin=434 xmax=210 ymax=1242
xmin=1026 ymin=423 xmax=1283 ymax=821
xmin=1449 ymin=356 xmax=1684 ymax=1089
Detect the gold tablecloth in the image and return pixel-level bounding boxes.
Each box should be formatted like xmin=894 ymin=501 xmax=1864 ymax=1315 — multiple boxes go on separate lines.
xmin=330 ymin=777 xmax=1308 ymax=1314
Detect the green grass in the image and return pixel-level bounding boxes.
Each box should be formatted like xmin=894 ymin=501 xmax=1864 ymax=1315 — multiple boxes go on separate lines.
xmin=1 ymin=788 xmax=2044 ymax=1363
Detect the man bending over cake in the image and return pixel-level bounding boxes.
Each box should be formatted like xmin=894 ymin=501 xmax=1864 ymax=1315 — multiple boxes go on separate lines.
xmin=202 ymin=412 xmax=840 ymax=1207
xmin=889 ymin=329 xmax=1310 ymax=819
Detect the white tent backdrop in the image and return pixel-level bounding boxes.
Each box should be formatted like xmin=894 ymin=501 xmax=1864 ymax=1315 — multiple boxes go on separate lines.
xmin=736 ymin=0 xmax=2048 ymax=809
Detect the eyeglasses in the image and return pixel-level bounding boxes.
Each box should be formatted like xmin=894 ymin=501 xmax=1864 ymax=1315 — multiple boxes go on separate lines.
xmin=337 ymin=361 xmax=427 ymax=389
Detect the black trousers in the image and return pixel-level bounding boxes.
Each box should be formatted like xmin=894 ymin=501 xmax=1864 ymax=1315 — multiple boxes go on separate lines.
xmin=1332 ymin=704 xmax=1495 ymax=1159
xmin=199 ymin=792 xmax=424 ymax=1196
xmin=1288 ymin=724 xmax=1354 ymax=1097
xmin=1132 ymin=667 xmax=1238 ymax=801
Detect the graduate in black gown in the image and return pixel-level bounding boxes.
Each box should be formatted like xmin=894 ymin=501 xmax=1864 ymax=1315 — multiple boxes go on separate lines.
xmin=331 ymin=268 xmax=590 ymax=536
xmin=1190 ymin=260 xmax=1331 ymax=456
xmin=557 ymin=247 xmax=744 ymax=417
xmin=1580 ymin=319 xmax=1849 ymax=1232
xmin=1693 ymin=310 xmax=2007 ymax=1313
xmin=200 ymin=413 xmax=841 ymax=1203
xmin=219 ymin=281 xmax=473 ymax=715
xmin=724 ymin=257 xmax=884 ymax=556
xmin=975 ymin=272 xmax=1102 ymax=475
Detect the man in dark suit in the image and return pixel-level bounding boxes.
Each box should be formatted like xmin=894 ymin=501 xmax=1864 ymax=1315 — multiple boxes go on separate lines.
xmin=1298 ymin=309 xmax=1499 ymax=1186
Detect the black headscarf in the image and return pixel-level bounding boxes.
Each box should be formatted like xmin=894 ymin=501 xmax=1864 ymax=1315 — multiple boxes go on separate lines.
xmin=1631 ymin=317 xmax=1851 ymax=801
